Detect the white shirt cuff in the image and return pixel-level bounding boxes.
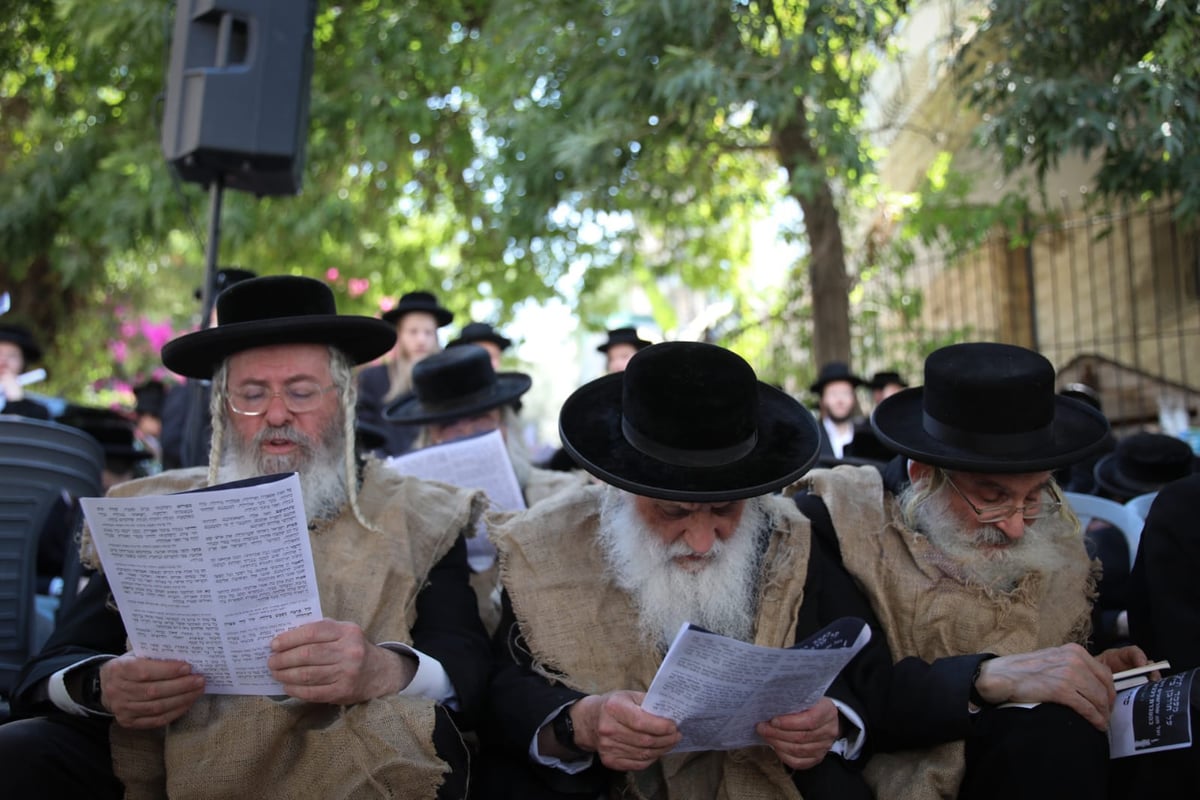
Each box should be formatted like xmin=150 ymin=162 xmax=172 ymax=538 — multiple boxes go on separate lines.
xmin=380 ymin=642 xmax=457 ymax=708
xmin=531 ymin=702 xmax=594 ymax=773
xmin=827 ymin=698 xmax=866 ymax=760
xmin=48 ymin=655 xmax=115 ymax=717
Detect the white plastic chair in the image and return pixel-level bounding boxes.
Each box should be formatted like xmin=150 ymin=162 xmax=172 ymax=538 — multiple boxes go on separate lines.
xmin=1064 ymin=492 xmax=1146 ymax=563
xmin=1124 ymin=491 xmax=1158 ymax=521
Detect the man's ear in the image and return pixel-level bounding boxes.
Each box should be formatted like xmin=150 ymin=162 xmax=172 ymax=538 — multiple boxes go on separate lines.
xmin=907 ymin=460 xmax=934 ymax=487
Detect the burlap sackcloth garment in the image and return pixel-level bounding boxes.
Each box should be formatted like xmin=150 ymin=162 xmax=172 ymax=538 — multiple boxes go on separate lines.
xmin=82 ymin=460 xmax=486 ymax=800
xmin=792 ymin=465 xmax=1096 ymax=800
xmin=470 ymin=467 xmax=590 ymax=636
xmin=491 ymin=485 xmax=817 ymax=800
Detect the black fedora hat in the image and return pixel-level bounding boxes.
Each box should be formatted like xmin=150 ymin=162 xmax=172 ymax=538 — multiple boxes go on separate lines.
xmin=871 ymin=342 xmax=1111 ymax=473
xmin=866 ymin=370 xmax=908 ymax=391
xmin=1093 ymin=432 xmax=1197 ymax=498
xmin=384 ymin=344 xmax=531 ymax=425
xmin=381 ymin=290 xmax=453 ymax=327
xmin=59 ymin=407 xmax=151 ymax=464
xmin=162 ymin=276 xmax=396 ymax=379
xmin=596 ymin=326 xmax=653 ymax=354
xmin=809 ymin=361 xmax=864 ymax=395
xmin=447 ymin=321 xmax=512 ymax=352
xmin=133 ymin=380 xmax=166 ymax=418
xmin=0 ymin=323 xmax=42 ymax=365
xmin=559 ymin=341 xmax=821 ymax=502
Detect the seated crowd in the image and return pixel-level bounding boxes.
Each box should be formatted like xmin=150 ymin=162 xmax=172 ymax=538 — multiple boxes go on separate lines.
xmin=0 ymin=274 xmax=1196 ymax=799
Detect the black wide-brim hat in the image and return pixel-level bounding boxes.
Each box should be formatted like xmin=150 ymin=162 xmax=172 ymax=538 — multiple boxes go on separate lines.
xmin=597 ymin=326 xmax=653 ymax=353
xmin=810 ymin=361 xmax=864 ymax=395
xmin=560 ymin=341 xmax=821 ymax=502
xmin=871 ymin=342 xmax=1111 ymax=473
xmin=867 ymin=370 xmax=908 ymax=391
xmin=1093 ymin=432 xmax=1197 ymax=497
xmin=162 ymin=275 xmax=396 ymax=379
xmin=382 ymin=290 xmax=453 ymax=327
xmin=0 ymin=323 xmax=42 ymax=365
xmin=384 ymin=344 xmax=531 ymax=425
xmin=447 ymin=321 xmax=512 ymax=351
xmin=59 ymin=407 xmax=152 ymax=463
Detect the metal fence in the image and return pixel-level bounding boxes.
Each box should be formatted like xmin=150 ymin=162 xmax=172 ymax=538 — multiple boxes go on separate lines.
xmin=855 ymin=201 xmax=1200 ymax=438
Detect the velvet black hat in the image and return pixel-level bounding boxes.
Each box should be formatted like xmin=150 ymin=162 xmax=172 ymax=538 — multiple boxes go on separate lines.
xmin=192 ymin=267 xmax=257 ymax=300
xmin=162 ymin=276 xmax=396 ymax=379
xmin=381 ymin=290 xmax=453 ymax=327
xmin=871 ymin=342 xmax=1111 ymax=473
xmin=384 ymin=344 xmax=531 ymax=425
xmin=447 ymin=321 xmax=512 ymax=352
xmin=0 ymin=323 xmax=42 ymax=365
xmin=59 ymin=407 xmax=151 ymax=464
xmin=866 ymin=370 xmax=908 ymax=391
xmin=596 ymin=326 xmax=653 ymax=354
xmin=133 ymin=380 xmax=166 ymax=418
xmin=559 ymin=341 xmax=821 ymax=502
xmin=1093 ymin=432 xmax=1197 ymax=498
xmin=809 ymin=361 xmax=864 ymax=395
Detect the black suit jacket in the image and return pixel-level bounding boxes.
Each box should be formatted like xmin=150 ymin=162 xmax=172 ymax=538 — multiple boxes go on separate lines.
xmin=356 ymin=364 xmax=419 ymax=456
xmin=1127 ymin=473 xmax=1200 ymax=671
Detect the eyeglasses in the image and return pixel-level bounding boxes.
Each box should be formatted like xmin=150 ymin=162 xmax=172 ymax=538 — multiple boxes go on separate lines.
xmin=226 ymin=381 xmax=337 ymax=416
xmin=942 ymin=473 xmax=1063 ymax=524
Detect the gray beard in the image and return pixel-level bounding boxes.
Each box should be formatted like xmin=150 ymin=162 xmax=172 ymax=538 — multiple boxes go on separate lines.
xmin=218 ymin=418 xmax=349 ymax=524
xmin=596 ymin=487 xmax=767 ymax=650
xmin=900 ymin=483 xmax=1072 ymax=592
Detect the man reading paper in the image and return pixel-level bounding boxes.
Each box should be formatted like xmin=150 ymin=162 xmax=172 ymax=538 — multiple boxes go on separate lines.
xmin=480 ymin=342 xmax=1005 ymax=799
xmin=0 ymin=276 xmax=490 ymax=800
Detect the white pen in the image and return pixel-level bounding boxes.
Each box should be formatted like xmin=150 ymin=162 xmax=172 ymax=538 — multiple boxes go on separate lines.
xmin=17 ymin=368 xmax=46 ymax=387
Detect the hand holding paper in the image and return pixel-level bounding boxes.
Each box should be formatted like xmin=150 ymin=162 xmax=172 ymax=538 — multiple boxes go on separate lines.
xmin=100 ymin=654 xmax=206 ymax=729
xmin=641 ymin=617 xmax=870 ymax=753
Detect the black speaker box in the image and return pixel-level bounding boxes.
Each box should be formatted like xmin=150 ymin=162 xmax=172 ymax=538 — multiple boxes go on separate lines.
xmin=161 ymin=0 xmax=317 ymax=196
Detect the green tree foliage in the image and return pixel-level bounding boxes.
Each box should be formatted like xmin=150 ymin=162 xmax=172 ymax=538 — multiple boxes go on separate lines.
xmin=2 ymin=0 xmax=912 ymax=399
xmin=475 ymin=0 xmax=908 ymax=366
xmin=960 ymin=0 xmax=1200 ymax=218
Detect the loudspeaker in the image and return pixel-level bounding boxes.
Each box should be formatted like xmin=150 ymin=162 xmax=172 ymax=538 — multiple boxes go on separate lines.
xmin=161 ymin=0 xmax=317 ymax=196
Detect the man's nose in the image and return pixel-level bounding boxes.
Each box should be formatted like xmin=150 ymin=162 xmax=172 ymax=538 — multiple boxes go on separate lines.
xmin=263 ymin=393 xmax=294 ymax=425
xmin=994 ymin=512 xmax=1026 ymax=541
xmin=683 ymin=526 xmax=718 ymax=555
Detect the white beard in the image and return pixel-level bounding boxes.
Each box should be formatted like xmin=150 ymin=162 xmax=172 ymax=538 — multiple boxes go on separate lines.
xmin=218 ymin=417 xmax=349 ymax=523
xmin=902 ymin=483 xmax=1072 ymax=592
xmin=596 ymin=487 xmax=767 ymax=650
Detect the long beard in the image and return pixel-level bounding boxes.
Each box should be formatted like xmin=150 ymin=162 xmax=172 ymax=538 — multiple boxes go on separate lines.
xmin=901 ymin=483 xmax=1072 ymax=592
xmin=596 ymin=487 xmax=766 ymax=650
xmin=219 ymin=417 xmax=349 ymax=523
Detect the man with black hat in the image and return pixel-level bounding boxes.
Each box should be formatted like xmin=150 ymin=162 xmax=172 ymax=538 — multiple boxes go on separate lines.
xmin=596 ymin=326 xmax=653 ymax=374
xmin=482 ymin=341 xmax=1028 ymax=800
xmin=0 ymin=322 xmax=51 ymax=420
xmin=794 ymin=342 xmax=1149 ymax=799
xmin=446 ymin=321 xmax=513 ymax=371
xmin=0 ymin=276 xmax=490 ymax=800
xmin=810 ymin=361 xmax=864 ymax=461
xmin=865 ymin=369 xmax=907 ymax=407
xmin=358 ymin=290 xmax=454 ymax=456
xmin=386 ymin=345 xmax=587 ymax=631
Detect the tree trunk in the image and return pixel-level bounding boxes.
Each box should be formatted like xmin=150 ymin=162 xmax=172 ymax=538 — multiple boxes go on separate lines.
xmin=773 ymin=119 xmax=852 ymax=368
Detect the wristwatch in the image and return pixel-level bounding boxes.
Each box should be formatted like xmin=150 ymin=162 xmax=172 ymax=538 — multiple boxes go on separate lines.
xmin=552 ymin=704 xmax=588 ymax=756
xmin=969 ymin=657 xmax=995 ymax=709
xmin=79 ymin=664 xmax=105 ymax=711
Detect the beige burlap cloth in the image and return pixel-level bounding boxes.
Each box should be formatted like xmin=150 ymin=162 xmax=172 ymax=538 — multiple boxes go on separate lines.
xmin=795 ymin=465 xmax=1095 ymax=800
xmin=492 ymin=486 xmax=815 ymax=800
xmin=92 ymin=461 xmax=485 ymax=799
